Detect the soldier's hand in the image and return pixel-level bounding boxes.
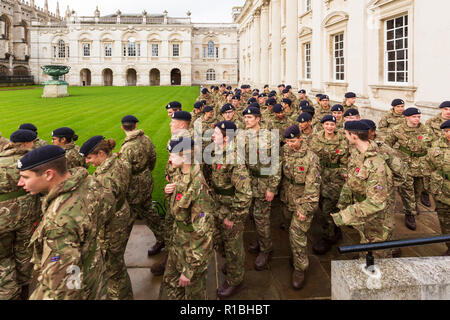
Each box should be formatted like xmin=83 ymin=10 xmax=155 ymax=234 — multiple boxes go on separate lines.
xmin=165 ymin=175 xmax=171 ymax=182
xmin=178 ymin=274 xmax=191 ymax=287
xmin=164 ymin=183 xmax=176 ymax=195
xmin=297 ymin=212 xmax=307 ymax=221
xmin=265 ymin=190 xmax=275 ymax=202
xmin=224 ymin=218 xmax=234 ymax=230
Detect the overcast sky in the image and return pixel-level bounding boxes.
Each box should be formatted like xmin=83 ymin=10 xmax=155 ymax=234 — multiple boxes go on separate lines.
xmin=35 ymin=0 xmax=245 ymax=23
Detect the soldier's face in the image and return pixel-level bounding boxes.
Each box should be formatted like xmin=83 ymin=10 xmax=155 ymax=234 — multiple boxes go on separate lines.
xmin=320 ymin=99 xmax=330 ymax=107
xmin=323 ymin=121 xmax=336 ymax=134
xmin=244 ymin=115 xmax=260 ymax=129
xmin=168 ymin=109 xmax=175 ymax=118
xmin=282 ymin=103 xmax=290 ymax=112
xmin=345 ymin=116 xmax=360 ymax=122
xmin=223 ymin=111 xmax=234 ymax=121
xmin=52 ymin=137 xmax=65 ymax=147
xmin=346 ymin=98 xmax=356 ymax=105
xmin=299 ymin=121 xmax=311 ymax=131
xmin=393 ymin=105 xmax=405 ymax=115
xmin=85 ymin=152 xmax=107 ymax=167
xmin=212 ymin=127 xmax=224 ymax=146
xmin=368 ymin=129 xmax=376 ymax=140
xmin=286 ymin=137 xmax=302 ymax=150
xmin=18 ymin=171 xmax=50 ymax=195
xmin=204 ymin=111 xmax=214 ymax=120
xmin=406 ymin=115 xmax=421 ymax=127
xmin=275 ymin=112 xmax=284 ymax=120
xmin=345 ymin=130 xmax=356 ymax=144
xmin=444 ymin=129 xmax=450 ymax=141
xmin=332 ymin=111 xmax=343 ymax=121
xmin=299 ymin=93 xmax=306 ymax=99
xmin=259 ymin=97 xmax=266 ymax=105
xmin=442 ymin=107 xmax=450 ymax=119
xmin=169 ymin=153 xmax=184 ymax=168
xmin=232 ymin=99 xmax=240 ymax=107
xmin=170 ymin=119 xmax=188 ymax=133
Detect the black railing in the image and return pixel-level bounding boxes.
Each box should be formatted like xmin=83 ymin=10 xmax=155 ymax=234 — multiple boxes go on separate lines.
xmin=339 ymin=234 xmax=450 ymax=271
xmin=0 ymin=75 xmax=34 ymax=84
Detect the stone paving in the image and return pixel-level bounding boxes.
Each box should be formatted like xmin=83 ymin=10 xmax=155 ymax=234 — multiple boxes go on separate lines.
xmin=125 ymin=194 xmax=447 ymax=300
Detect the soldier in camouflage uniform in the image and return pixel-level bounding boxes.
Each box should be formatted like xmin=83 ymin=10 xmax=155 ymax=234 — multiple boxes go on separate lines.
xmin=333 ymin=121 xmax=394 ymax=258
xmin=280 ymin=125 xmax=321 ymax=289
xmin=297 ymin=113 xmax=315 ymax=144
xmin=216 ymin=104 xmax=245 ymax=129
xmin=313 ymin=95 xmax=333 ymax=131
xmin=51 ymin=127 xmax=87 ymax=170
xmin=269 ymin=104 xmax=297 ymax=146
xmin=166 ymin=101 xmax=182 ymax=118
xmin=0 ymin=130 xmax=39 ymax=300
xmin=211 ymin=121 xmax=252 ymax=298
xmin=310 ymin=115 xmax=349 ymax=255
xmin=425 ymin=120 xmax=450 ymax=255
xmin=19 ymin=123 xmax=48 ymax=149
xmin=242 ymin=107 xmax=282 ymax=270
xmin=331 ymin=105 xmax=345 ymax=132
xmin=190 ymin=102 xmax=205 ymax=128
xmin=193 ymin=106 xmax=216 ymax=151
xmin=281 ymin=98 xmax=299 ymax=123
xmin=118 ymin=116 xmax=164 ymax=258
xmin=162 ymin=138 xmax=215 ymax=300
xmin=0 ymin=134 xmax=8 ymax=152
xmin=384 ymin=108 xmax=433 ymax=210
xmin=18 ymin=145 xmax=115 ymax=300
xmin=296 ymin=90 xmax=314 ymax=110
xmin=426 ymin=101 xmax=450 ymax=142
xmin=196 ymin=88 xmax=214 ymax=107
xmin=240 ymin=85 xmax=253 ymax=105
xmin=261 ymin=98 xmax=277 ymax=125
xmin=81 ymin=136 xmax=133 ymax=300
xmin=378 ymin=99 xmax=406 ymax=138
xmin=342 ymin=92 xmax=359 ymax=113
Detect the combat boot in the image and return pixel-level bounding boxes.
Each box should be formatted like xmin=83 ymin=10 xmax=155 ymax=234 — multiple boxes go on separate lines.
xmin=150 ymin=254 xmax=167 ymax=276
xmin=420 ymin=192 xmax=431 ymax=208
xmin=217 ymin=281 xmax=244 ymax=299
xmin=405 ymin=214 xmax=416 ymax=231
xmin=312 ymin=238 xmax=332 ymax=255
xmin=221 ymin=263 xmax=227 ymax=275
xmin=254 ymin=251 xmax=272 ymax=271
xmin=292 ymin=270 xmax=305 ymax=290
xmin=248 ymin=240 xmax=260 ymax=254
xmin=330 ymin=227 xmax=342 ymax=244
xmin=148 ymin=241 xmax=165 ymax=256
xmin=20 ymin=285 xmax=29 ymax=300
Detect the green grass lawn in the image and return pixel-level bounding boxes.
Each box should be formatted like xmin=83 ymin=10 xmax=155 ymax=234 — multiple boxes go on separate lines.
xmin=0 ymin=86 xmax=199 ymax=203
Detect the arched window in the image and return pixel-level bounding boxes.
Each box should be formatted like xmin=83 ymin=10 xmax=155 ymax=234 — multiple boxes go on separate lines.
xmin=207 ymin=41 xmax=214 ymax=58
xmin=206 ymin=69 xmax=216 ymax=81
xmin=128 ymin=38 xmax=136 ymax=56
xmin=58 ymin=40 xmax=66 ymax=58
xmin=0 ymin=15 xmax=11 ymax=40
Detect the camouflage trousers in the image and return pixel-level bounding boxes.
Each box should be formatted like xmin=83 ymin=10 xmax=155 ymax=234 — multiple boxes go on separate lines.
xmin=398 ymin=174 xmax=417 ymax=216
xmin=130 ymin=198 xmax=165 ymax=244
xmin=318 ymin=196 xmax=340 ymax=241
xmin=354 ymin=214 xmax=392 ymax=259
xmin=283 ymin=207 xmax=314 ymax=272
xmin=413 ymin=177 xmax=426 ymax=206
xmin=104 ymin=203 xmax=134 ymax=300
xmin=436 ymin=201 xmax=450 ymax=251
xmin=164 ymin=203 xmax=175 ymax=250
xmin=250 ymin=197 xmax=273 ymax=253
xmin=163 ymin=248 xmax=208 ymax=300
xmin=214 ymin=213 xmax=245 ymax=286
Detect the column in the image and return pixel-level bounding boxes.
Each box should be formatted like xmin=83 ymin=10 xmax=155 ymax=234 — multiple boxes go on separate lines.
xmin=286 ymin=0 xmax=298 ymax=87
xmin=271 ymin=0 xmax=281 ymax=85
xmin=260 ymin=2 xmax=270 ymax=86
xmin=253 ymin=9 xmax=261 ymax=86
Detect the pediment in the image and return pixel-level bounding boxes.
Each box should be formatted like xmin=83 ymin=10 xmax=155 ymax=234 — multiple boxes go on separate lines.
xmin=322 ymin=11 xmax=349 ymax=28
xmin=299 ymin=26 xmax=312 ymax=37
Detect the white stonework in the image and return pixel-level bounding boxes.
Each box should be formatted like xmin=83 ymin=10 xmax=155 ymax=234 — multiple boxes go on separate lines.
xmin=234 ymin=0 xmax=450 ymax=122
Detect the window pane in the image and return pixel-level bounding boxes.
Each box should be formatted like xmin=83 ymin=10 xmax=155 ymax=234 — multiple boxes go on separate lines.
xmin=404 ymin=38 xmax=408 ymax=48
xmin=397 ymin=72 xmax=405 ymax=82
xmin=395 ymin=39 xmax=403 ymax=49
xmin=387 ymin=19 xmax=394 ymax=30
xmin=388 ymin=62 xmax=395 ymax=71
xmin=387 ymin=30 xmax=394 ymax=40
xmin=387 ymin=41 xmax=394 ymax=50
xmin=388 ymin=51 xmax=395 ymax=61
xmin=397 ymin=61 xmax=405 ymax=71
xmin=388 ymin=72 xmax=395 ymax=81
xmin=395 ymin=17 xmax=403 ymax=28
xmin=395 ymin=28 xmax=403 ymax=38
xmin=396 ymin=50 xmax=404 ymax=60
xmin=405 ymin=26 xmax=408 ymax=37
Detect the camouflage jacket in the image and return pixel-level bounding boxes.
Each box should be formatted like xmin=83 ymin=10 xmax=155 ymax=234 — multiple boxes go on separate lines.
xmin=334 ymin=141 xmax=392 ymax=227
xmin=426 ymin=114 xmax=448 ymax=143
xmin=378 ymin=109 xmax=405 ymax=133
xmin=190 ymin=111 xmax=203 ymax=128
xmin=30 ymin=168 xmax=115 ymax=300
xmin=216 ymin=113 xmax=245 ymax=130
xmin=296 ymin=97 xmax=314 ymax=109
xmin=0 ymin=135 xmax=9 ymax=152
xmin=119 ymin=130 xmax=156 ymax=205
xmin=64 ymin=142 xmax=88 ymax=170
xmin=193 ymin=116 xmax=217 ymax=146
xmin=0 ymin=145 xmax=38 ymax=234
xmin=384 ymin=122 xmax=433 ymax=177
xmin=196 ymin=94 xmax=214 ymax=106
xmin=168 ymin=165 xmax=215 ymax=279
xmin=166 ymin=129 xmax=193 ymax=183
xmin=342 ymin=103 xmax=359 ymax=112
xmin=33 ymin=138 xmax=49 ymax=149
xmin=310 ymin=131 xmax=349 ymax=199
xmin=211 ymin=145 xmax=252 ymax=221
xmin=300 ymin=128 xmax=315 ymax=145
xmin=425 ymin=137 xmax=450 ymax=206
xmin=280 ymin=143 xmax=321 ymax=216
xmin=313 ymin=106 xmax=332 ymax=131
xmin=267 ymin=116 xmax=297 ymax=145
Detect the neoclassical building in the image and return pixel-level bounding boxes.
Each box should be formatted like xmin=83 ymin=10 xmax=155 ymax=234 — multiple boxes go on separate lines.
xmin=27 ymin=6 xmax=238 ymax=86
xmin=234 ymin=0 xmax=450 ymax=121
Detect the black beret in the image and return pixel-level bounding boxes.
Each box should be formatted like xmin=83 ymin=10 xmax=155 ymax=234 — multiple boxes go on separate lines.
xmin=301 ymin=105 xmax=315 ymax=115
xmin=298 ymin=89 xmax=306 ymax=94
xmin=253 ymin=89 xmax=260 ymax=92
xmin=210 ymin=85 xmax=215 ymax=89
xmin=345 ymin=92 xmax=356 ymax=99
xmin=248 ymin=102 xmax=261 ymax=110
xmin=440 ymin=120 xmax=450 ymax=129
xmin=268 ymin=92 xmax=277 ymax=98
xmin=232 ymin=95 xmax=240 ymax=100
xmin=247 ymin=98 xmax=257 ymax=105
xmin=214 ymin=121 xmax=237 ymax=132
xmin=319 ymin=95 xmax=329 ymax=101
xmin=200 ymin=100 xmax=207 ymax=105
xmin=19 ymin=123 xmax=37 ymax=133
xmin=361 ymin=119 xmax=377 ymax=130
xmin=281 ymin=98 xmax=292 ymax=106
xmin=316 ymin=94 xmax=323 ymax=98
xmin=220 ymin=83 xmax=227 ymax=88
xmin=226 ymin=86 xmax=232 ymax=90
xmin=321 ymin=115 xmax=336 ymax=124
xmin=252 ymin=92 xmax=259 ymax=97
xmin=273 ymin=104 xmax=284 ymax=114
xmin=258 ymin=93 xmax=267 ymax=98
xmin=243 ymin=107 xmax=261 ymax=116
xmin=215 ymin=86 xmax=220 ymax=91
xmin=266 ymin=98 xmax=277 ymax=106
xmin=52 ymin=127 xmax=75 ymax=138
xmin=122 ymin=115 xmax=139 ymax=123
xmin=403 ymin=108 xmax=421 ymax=117
xmin=284 ymin=125 xmax=301 ymax=139
xmin=344 ymin=108 xmax=360 ymax=117
xmin=439 ymin=101 xmax=450 ymax=108
xmin=80 ymin=135 xmax=104 ymax=157
xmin=331 ymin=104 xmax=344 ymax=112
xmin=194 ymin=101 xmax=204 ymax=109
xmin=286 ymin=85 xmax=292 ymax=90
xmin=18 ymin=145 xmax=65 ymax=171
xmin=297 ymin=113 xmax=313 ymax=123
xmin=345 ymin=120 xmax=370 ymax=132
xmin=240 ymin=85 xmax=246 ymax=89
xmin=167 ymin=137 xmax=195 ymax=154
xmin=10 ymin=129 xmax=37 ymax=143
xmin=201 ymin=88 xmax=209 ymax=94
xmin=282 ymin=88 xmax=290 ymax=94
xmin=203 ymin=106 xmax=214 ymax=113
xmin=299 ymin=100 xmax=311 ymax=108
xmin=172 ymin=111 xmax=192 ymax=121
xmin=264 ymin=85 xmax=269 ymax=89
xmin=278 ymin=84 xmax=285 ymax=88
xmin=221 ymin=104 xmax=235 ymax=113
xmin=391 ymin=99 xmax=405 ymax=107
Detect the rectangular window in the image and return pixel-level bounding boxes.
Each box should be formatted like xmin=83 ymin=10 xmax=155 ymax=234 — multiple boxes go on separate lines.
xmin=334 ymin=33 xmax=344 ymax=81
xmin=128 ymin=42 xmax=136 ymax=57
xmin=215 ymin=47 xmax=219 ymax=58
xmin=386 ymin=15 xmax=408 ymax=83
xmin=152 ymin=44 xmax=159 ymax=57
xmin=305 ymin=0 xmax=311 ymax=12
xmin=83 ymin=43 xmax=90 ymax=57
xmin=105 ymin=43 xmax=112 ymax=57
xmin=123 ymin=44 xmax=127 ymax=56
xmin=173 ymin=44 xmax=180 ymax=57
xmin=304 ymin=42 xmax=311 ymax=79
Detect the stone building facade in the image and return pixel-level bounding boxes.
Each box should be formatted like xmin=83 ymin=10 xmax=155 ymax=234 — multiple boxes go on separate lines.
xmin=234 ymin=0 xmax=450 ymax=121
